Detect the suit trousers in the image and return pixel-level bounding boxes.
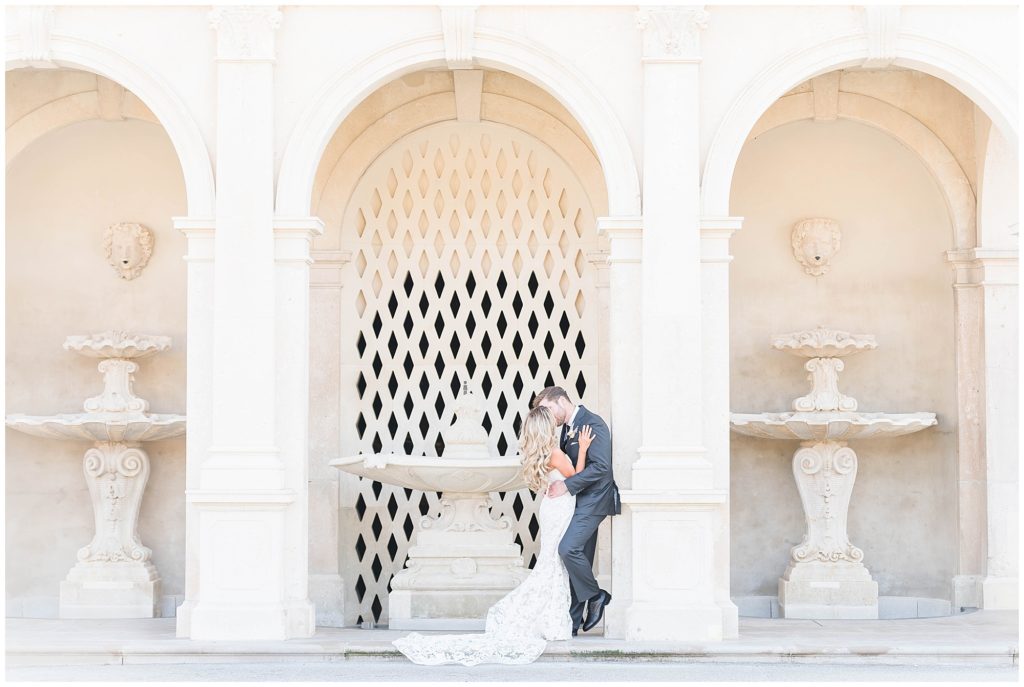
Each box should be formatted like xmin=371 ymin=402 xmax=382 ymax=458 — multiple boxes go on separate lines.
xmin=558 ymin=510 xmax=605 ymax=628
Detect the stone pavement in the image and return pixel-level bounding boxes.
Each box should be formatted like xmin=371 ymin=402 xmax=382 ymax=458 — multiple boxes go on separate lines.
xmin=5 ymin=658 xmax=1019 ymax=682
xmin=6 ymin=610 xmax=1018 ymax=672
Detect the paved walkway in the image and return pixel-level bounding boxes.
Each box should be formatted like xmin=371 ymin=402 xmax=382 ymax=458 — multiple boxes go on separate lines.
xmin=6 ymin=658 xmax=1019 ymax=682
xmin=6 ymin=610 xmax=1018 ymax=672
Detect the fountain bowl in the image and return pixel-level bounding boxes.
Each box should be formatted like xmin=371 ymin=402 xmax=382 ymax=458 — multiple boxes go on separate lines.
xmin=330 ymin=454 xmax=526 ymax=493
xmin=730 ymin=411 xmax=937 ymax=442
xmin=6 ymin=413 xmax=186 ymax=443
xmin=63 ymin=332 xmax=172 ymax=359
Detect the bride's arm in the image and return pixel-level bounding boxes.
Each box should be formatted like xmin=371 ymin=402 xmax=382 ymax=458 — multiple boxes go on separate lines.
xmin=547 ymin=448 xmax=576 ymax=478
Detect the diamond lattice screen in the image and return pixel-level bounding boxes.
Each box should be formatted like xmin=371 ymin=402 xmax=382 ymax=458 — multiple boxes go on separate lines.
xmin=339 ymin=121 xmax=598 ymax=625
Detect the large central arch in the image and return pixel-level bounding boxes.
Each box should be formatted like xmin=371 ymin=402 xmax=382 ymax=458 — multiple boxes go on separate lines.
xmin=276 ymin=30 xmax=640 ymax=219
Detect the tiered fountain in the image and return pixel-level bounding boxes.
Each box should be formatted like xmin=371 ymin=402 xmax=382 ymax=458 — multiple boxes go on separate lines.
xmin=331 ymin=383 xmax=529 ymax=629
xmin=6 ymin=331 xmax=185 ymax=618
xmin=731 ymin=326 xmax=937 ymax=619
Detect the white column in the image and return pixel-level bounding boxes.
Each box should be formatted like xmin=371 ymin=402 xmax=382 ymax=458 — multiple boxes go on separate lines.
xmin=275 ymin=217 xmax=324 ymax=626
xmin=598 ymin=217 xmax=642 ymax=639
xmin=701 ymin=217 xmax=742 ymax=638
xmin=978 ymin=250 xmax=1017 ymax=610
xmin=173 ymin=217 xmax=214 ymax=636
xmin=946 ymin=248 xmax=1018 ymax=611
xmin=587 ymin=248 xmax=614 ymax=599
xmin=621 ymin=6 xmax=728 ymax=642
xmin=308 ymin=248 xmax=351 ymax=626
xmin=186 ymin=7 xmax=314 ymax=640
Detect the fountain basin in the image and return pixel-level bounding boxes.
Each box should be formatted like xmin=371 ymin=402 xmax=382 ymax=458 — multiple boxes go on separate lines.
xmin=329 ymin=454 xmax=525 ymax=493
xmin=730 ymin=411 xmax=937 ymax=442
xmin=6 ymin=413 xmax=186 ymax=443
xmin=63 ymin=332 xmax=171 ymax=359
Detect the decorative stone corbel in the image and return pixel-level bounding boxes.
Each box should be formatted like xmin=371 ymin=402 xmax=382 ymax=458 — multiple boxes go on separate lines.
xmin=441 ymin=6 xmax=477 ymax=69
xmin=862 ymin=5 xmax=901 ymax=69
xmin=11 ymin=6 xmax=59 ymax=69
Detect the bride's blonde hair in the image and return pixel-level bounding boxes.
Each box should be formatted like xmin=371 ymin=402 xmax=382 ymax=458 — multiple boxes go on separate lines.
xmin=518 ymin=406 xmax=558 ymax=493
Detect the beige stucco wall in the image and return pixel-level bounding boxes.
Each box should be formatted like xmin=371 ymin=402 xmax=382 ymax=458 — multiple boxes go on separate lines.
xmin=729 ymin=117 xmax=958 ymax=600
xmin=6 ymin=117 xmax=187 ymax=616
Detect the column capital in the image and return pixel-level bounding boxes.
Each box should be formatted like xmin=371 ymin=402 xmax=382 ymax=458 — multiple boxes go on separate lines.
xmin=209 ymin=6 xmax=283 ymax=62
xmin=598 ymin=216 xmax=643 ymax=264
xmin=636 ymin=6 xmax=709 ymax=63
xmin=945 ymin=247 xmax=1018 ymax=286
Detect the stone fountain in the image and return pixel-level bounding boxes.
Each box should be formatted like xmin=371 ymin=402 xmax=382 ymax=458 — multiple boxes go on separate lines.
xmin=731 ymin=326 xmax=937 ymax=619
xmin=330 ymin=383 xmax=529 ymax=630
xmin=6 ymin=331 xmax=185 ymax=618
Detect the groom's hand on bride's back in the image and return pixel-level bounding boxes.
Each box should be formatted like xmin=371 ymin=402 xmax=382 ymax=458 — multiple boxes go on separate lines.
xmin=546 ymin=480 xmax=568 ymax=498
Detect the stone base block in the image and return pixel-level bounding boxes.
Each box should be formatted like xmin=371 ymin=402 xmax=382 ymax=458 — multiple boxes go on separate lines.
xmin=60 ymin=561 xmax=161 ymax=619
xmin=982 ymin=576 xmax=1019 ymax=610
xmin=309 ymin=573 xmax=346 ymax=627
xmin=188 ymin=599 xmax=316 ymax=640
xmin=624 ymin=601 xmax=723 ymax=641
xmin=779 ymin=561 xmax=878 ymax=619
xmin=388 ymin=589 xmax=510 ymax=630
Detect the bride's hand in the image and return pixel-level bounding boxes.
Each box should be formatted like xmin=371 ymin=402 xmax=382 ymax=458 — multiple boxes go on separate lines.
xmin=578 ymin=425 xmax=594 ymax=451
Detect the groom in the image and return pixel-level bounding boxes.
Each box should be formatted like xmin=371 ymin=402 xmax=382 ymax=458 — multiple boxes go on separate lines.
xmin=533 ymin=386 xmax=620 ymax=636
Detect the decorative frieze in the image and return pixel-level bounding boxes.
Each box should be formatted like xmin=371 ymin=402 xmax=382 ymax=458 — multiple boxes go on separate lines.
xmin=636 ymin=6 xmax=709 ymax=62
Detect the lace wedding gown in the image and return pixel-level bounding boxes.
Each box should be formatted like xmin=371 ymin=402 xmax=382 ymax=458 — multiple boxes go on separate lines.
xmin=392 ymin=469 xmax=575 ymax=665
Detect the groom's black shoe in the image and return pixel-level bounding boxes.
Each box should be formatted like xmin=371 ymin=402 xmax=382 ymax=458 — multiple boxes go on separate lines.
xmin=582 ymin=590 xmax=611 ymax=632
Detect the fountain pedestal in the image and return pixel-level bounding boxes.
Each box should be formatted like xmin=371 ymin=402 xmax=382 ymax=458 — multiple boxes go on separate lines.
xmin=331 ymin=384 xmax=530 ymax=629
xmin=778 ymin=441 xmax=877 ymax=619
xmin=389 ymin=491 xmax=527 ymax=630
xmin=731 ymin=327 xmax=936 ymax=619
xmin=6 ymin=332 xmax=185 ymax=618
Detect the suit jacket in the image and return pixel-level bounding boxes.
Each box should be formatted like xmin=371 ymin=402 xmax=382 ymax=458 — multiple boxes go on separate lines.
xmin=560 ymin=406 xmax=621 ymax=516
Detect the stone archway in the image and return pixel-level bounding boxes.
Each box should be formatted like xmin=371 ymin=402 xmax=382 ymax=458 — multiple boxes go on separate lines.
xmin=276 ymin=31 xmax=639 ymax=219
xmin=701 ymin=33 xmax=1017 ymax=220
xmin=6 ymin=31 xmax=215 ymax=217
xmin=748 ymin=89 xmax=977 ymax=249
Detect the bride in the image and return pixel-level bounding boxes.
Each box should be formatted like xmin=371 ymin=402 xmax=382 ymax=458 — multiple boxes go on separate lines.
xmin=392 ymin=405 xmax=593 ymax=665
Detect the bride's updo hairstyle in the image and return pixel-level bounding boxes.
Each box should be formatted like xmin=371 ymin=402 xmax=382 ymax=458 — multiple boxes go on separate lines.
xmin=518 ymin=406 xmax=558 ymax=493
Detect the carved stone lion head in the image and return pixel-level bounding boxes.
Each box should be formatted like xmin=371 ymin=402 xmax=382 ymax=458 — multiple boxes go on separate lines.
xmin=791 ymin=218 xmax=841 ymax=276
xmin=104 ymin=223 xmax=154 ymax=280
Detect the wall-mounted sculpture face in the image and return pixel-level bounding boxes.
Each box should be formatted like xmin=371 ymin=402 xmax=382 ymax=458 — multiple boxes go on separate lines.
xmin=104 ymin=223 xmax=154 ymax=280
xmin=791 ymin=218 xmax=841 ymax=276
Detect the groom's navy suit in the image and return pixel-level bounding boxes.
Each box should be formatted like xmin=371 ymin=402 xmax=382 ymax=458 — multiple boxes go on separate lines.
xmin=558 ymin=405 xmax=620 ymax=630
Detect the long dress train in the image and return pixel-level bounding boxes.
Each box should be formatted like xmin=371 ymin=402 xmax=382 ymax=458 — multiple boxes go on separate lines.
xmin=392 ymin=469 xmax=575 ymax=665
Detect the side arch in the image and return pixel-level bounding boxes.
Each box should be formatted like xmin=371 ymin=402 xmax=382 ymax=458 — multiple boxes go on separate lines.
xmin=702 ymin=32 xmax=1017 ymax=222
xmin=7 ymin=33 xmax=215 ymax=217
xmin=749 ymin=91 xmax=977 ymax=248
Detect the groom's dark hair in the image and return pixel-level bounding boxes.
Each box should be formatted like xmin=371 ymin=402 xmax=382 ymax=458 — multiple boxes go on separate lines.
xmin=531 ymin=386 xmax=571 ymax=409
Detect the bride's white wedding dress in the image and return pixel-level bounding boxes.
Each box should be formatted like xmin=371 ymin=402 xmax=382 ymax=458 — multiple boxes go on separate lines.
xmin=392 ymin=469 xmax=575 ymax=665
